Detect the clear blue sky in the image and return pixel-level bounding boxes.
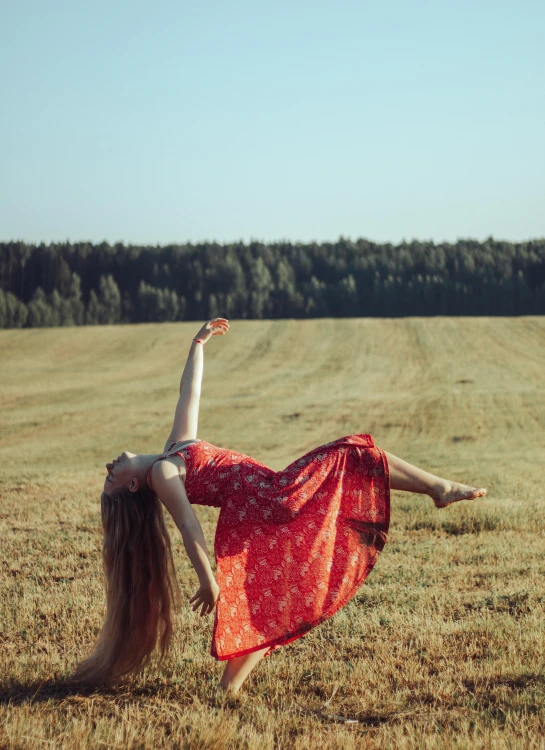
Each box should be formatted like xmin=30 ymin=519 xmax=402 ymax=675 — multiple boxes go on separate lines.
xmin=1 ymin=0 xmax=543 ymax=246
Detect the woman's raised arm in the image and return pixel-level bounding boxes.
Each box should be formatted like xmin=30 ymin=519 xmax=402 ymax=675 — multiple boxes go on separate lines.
xmin=163 ymin=318 xmax=229 ymax=450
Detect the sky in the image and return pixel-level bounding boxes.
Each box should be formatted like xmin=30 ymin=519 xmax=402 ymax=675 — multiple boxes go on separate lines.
xmin=1 ymin=0 xmax=544 ymax=246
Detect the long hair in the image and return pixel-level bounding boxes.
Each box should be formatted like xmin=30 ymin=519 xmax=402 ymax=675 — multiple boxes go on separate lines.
xmin=72 ymin=484 xmax=180 ymax=686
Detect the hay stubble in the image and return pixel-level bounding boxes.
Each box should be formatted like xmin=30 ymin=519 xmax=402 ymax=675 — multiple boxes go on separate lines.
xmin=1 ymin=318 xmax=544 ymax=748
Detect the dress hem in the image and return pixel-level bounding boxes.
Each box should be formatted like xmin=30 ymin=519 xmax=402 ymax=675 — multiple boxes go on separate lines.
xmin=210 ymin=442 xmax=391 ymax=662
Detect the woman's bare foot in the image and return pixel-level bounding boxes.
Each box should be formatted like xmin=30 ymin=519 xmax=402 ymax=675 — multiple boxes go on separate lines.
xmin=214 ymin=684 xmax=240 ymax=705
xmin=430 ymin=480 xmax=487 ymax=508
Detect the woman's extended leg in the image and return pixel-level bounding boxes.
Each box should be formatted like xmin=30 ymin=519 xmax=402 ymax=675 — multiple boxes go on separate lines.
xmin=217 ymin=647 xmax=270 ymax=695
xmin=384 ymin=451 xmax=487 ymax=507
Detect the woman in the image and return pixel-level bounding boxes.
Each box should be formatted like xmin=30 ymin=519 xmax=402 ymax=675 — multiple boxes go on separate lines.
xmin=73 ymin=317 xmax=487 ymax=694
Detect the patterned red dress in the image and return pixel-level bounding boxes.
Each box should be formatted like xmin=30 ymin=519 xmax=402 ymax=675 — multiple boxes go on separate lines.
xmin=160 ymin=434 xmax=390 ymax=661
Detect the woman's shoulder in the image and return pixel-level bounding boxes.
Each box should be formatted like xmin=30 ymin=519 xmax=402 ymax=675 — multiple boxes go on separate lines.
xmin=148 ymin=453 xmax=188 ymax=491
xmin=162 ymin=437 xmax=203 ymax=453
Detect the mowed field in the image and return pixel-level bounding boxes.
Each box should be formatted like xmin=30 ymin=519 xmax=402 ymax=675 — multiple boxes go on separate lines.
xmin=1 ymin=318 xmax=545 ymax=749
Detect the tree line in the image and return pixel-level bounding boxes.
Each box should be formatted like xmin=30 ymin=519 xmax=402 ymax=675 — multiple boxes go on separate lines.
xmin=1 ymin=237 xmax=544 ymax=328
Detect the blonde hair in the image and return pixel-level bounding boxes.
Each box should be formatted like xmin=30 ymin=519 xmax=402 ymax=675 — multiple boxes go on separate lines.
xmin=72 ymin=485 xmax=180 ymax=685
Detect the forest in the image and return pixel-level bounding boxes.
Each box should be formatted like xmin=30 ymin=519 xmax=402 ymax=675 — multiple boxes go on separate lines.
xmin=1 ymin=237 xmax=544 ymax=328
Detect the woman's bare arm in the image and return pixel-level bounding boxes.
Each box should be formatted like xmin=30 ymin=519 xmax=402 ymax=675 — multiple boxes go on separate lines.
xmin=164 ymin=318 xmax=229 ymax=451
xmin=150 ymin=459 xmax=219 ymax=615
xmin=164 ymin=339 xmax=203 ymax=450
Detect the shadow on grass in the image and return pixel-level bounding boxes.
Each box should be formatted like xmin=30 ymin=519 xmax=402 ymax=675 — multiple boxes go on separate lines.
xmin=290 ymin=673 xmax=545 ymax=727
xmin=463 ymin=673 xmax=545 ymax=692
xmin=0 ymin=678 xmax=165 ymax=706
xmin=461 ymin=673 xmax=545 ymax=726
xmin=405 ymin=514 xmax=520 ymax=535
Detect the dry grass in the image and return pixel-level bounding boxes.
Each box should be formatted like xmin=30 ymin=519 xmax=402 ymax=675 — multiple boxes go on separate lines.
xmin=1 ymin=317 xmax=545 ymax=749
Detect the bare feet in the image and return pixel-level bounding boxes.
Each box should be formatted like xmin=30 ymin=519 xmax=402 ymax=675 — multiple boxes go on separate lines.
xmin=214 ymin=684 xmax=239 ymax=702
xmin=430 ymin=480 xmax=487 ymax=508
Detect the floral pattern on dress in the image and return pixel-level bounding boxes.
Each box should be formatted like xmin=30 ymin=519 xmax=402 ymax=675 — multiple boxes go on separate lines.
xmin=174 ymin=434 xmax=390 ymax=661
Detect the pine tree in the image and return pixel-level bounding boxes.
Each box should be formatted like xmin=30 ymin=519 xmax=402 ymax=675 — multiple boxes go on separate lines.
xmin=27 ymin=288 xmax=55 ymax=327
xmin=0 ymin=290 xmax=28 ymax=328
xmin=67 ymin=273 xmax=85 ymax=325
xmin=137 ymin=281 xmax=180 ymax=322
xmin=99 ymin=275 xmax=122 ymax=324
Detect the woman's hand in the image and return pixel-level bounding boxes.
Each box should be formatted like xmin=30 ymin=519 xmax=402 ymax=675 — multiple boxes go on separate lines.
xmin=194 ymin=318 xmax=229 ymax=345
xmin=189 ymin=580 xmax=220 ymax=617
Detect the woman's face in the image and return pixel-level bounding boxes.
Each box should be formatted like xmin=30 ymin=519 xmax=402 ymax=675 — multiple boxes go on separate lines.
xmin=104 ymin=451 xmax=137 ymax=493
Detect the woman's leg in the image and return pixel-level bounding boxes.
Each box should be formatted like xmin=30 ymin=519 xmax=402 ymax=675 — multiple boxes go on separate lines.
xmin=217 ymin=646 xmax=270 ymax=695
xmin=384 ymin=451 xmax=487 ymax=507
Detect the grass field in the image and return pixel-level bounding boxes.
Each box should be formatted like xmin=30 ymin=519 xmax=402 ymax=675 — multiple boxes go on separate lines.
xmin=1 ymin=317 xmax=545 ymax=749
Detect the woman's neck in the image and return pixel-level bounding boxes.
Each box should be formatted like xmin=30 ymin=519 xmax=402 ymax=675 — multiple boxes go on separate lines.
xmin=134 ymin=454 xmax=163 ymax=486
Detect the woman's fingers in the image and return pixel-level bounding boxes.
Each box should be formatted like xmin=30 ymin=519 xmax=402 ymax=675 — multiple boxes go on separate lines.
xmin=189 ymin=594 xmax=215 ymax=615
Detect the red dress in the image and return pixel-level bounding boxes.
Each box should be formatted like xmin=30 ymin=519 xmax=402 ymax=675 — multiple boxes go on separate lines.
xmin=161 ymin=434 xmax=390 ymax=661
